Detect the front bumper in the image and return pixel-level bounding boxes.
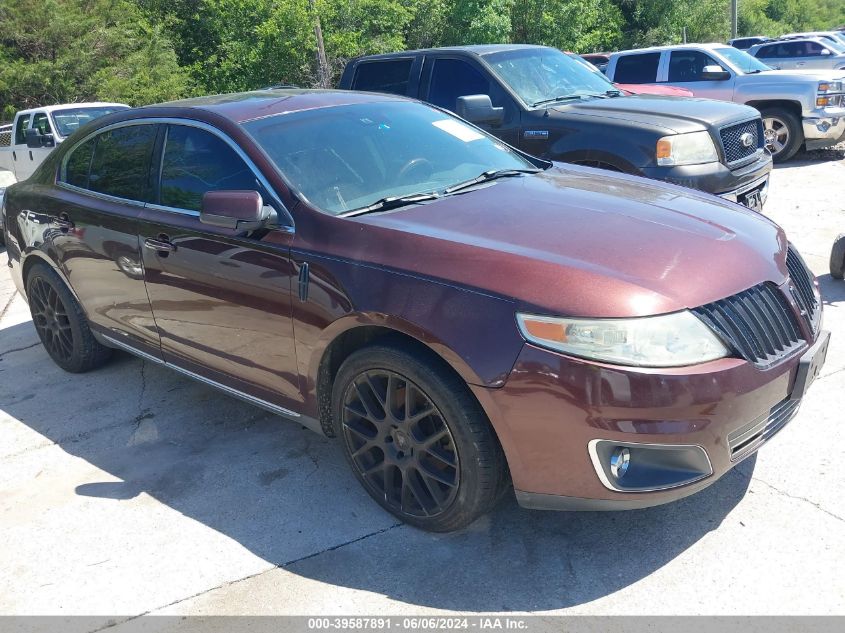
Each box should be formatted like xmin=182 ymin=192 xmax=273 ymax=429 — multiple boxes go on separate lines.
xmin=803 ymin=109 xmax=845 ymax=150
xmin=472 ymin=330 xmax=827 ymax=511
xmin=640 ymin=151 xmax=773 ymax=209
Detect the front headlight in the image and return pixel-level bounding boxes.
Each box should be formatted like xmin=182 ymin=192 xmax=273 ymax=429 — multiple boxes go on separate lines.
xmin=516 ymin=310 xmax=730 ymax=367
xmin=818 ymin=80 xmax=843 ymax=93
xmin=656 ymin=131 xmax=718 ymax=166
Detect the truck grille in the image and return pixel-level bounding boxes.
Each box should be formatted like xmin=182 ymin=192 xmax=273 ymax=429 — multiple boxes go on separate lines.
xmin=719 ymin=119 xmax=763 ymax=165
xmin=728 ymin=397 xmax=800 ymax=461
xmin=692 ymin=283 xmax=804 ymax=368
xmin=785 ymin=245 xmax=819 ymax=332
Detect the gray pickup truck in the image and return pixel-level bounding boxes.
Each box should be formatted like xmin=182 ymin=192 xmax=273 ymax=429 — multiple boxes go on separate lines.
xmin=606 ymin=43 xmax=845 ymax=162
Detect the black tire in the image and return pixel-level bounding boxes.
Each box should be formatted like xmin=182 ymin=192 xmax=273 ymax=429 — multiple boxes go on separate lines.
xmin=760 ymin=107 xmax=803 ymax=163
xmin=26 ymin=262 xmax=112 ymax=373
xmin=332 ymin=343 xmax=507 ymax=532
xmin=831 ymin=233 xmax=845 ymax=280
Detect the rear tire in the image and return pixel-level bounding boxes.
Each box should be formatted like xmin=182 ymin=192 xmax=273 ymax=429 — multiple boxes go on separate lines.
xmin=26 ymin=263 xmax=112 ymax=373
xmin=761 ymin=107 xmax=802 ymax=163
xmin=831 ymin=233 xmax=845 ymax=280
xmin=332 ymin=343 xmax=507 ymax=532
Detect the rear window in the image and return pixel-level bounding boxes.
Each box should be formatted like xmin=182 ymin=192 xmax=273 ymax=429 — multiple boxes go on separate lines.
xmin=88 ymin=125 xmax=157 ymax=201
xmin=613 ymin=53 xmax=661 ymax=83
xmin=352 ymin=59 xmax=414 ymax=96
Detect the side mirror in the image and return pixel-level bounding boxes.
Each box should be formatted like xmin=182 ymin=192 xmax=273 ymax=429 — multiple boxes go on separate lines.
xmin=820 ymin=49 xmax=832 ymax=56
xmin=200 ymin=190 xmax=275 ymax=233
xmin=42 ymin=133 xmax=55 ymax=147
xmin=701 ymin=65 xmax=731 ymax=81
xmin=455 ymin=94 xmax=505 ymax=126
xmin=25 ymin=128 xmax=43 ymax=148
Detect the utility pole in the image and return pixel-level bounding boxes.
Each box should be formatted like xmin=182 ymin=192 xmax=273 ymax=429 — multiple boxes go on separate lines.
xmin=730 ymin=0 xmax=738 ymax=40
xmin=309 ymin=0 xmax=330 ymax=88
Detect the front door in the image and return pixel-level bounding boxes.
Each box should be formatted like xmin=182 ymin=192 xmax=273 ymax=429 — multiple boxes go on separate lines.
xmin=665 ymin=50 xmax=735 ymax=101
xmin=138 ymin=122 xmax=301 ymax=411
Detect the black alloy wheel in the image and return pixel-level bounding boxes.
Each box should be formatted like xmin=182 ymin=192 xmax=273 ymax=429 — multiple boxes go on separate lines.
xmin=29 ymin=274 xmax=75 ymax=364
xmin=333 ymin=344 xmax=508 ymax=532
xmin=341 ymin=369 xmax=460 ymax=518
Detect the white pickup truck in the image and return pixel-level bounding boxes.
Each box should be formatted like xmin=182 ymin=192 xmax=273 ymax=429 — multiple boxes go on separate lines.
xmin=0 ymin=102 xmax=128 ymax=182
xmin=606 ymin=43 xmax=845 ymax=162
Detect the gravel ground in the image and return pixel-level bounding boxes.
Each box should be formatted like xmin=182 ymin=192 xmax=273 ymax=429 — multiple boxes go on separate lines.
xmin=0 ymin=151 xmax=844 ymax=628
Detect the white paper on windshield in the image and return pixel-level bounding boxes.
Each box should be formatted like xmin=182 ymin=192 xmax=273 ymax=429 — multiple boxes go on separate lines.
xmin=432 ymin=119 xmax=484 ymax=142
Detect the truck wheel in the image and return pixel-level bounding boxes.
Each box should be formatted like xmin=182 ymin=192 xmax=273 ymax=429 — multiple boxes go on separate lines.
xmin=831 ymin=234 xmax=845 ymax=280
xmin=26 ymin=262 xmax=112 ymax=373
xmin=760 ymin=108 xmax=802 ymax=162
xmin=332 ymin=343 xmax=507 ymax=532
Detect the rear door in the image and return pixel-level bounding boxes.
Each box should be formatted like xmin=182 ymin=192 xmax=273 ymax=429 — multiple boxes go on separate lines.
xmin=49 ymin=122 xmax=161 ymax=357
xmin=753 ymin=42 xmax=792 ymax=69
xmin=138 ymin=122 xmax=301 ymax=412
xmin=664 ymin=49 xmax=735 ymax=100
xmin=419 ymin=55 xmax=521 ymax=148
xmin=608 ymin=51 xmax=662 ymax=85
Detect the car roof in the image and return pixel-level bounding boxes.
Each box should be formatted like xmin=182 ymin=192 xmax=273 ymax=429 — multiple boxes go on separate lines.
xmin=15 ymin=102 xmax=128 ymax=116
xmin=612 ymin=43 xmax=731 ymax=55
xmin=147 ymin=88 xmax=410 ymax=123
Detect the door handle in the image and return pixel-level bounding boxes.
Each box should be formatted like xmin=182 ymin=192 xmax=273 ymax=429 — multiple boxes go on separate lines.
xmin=54 ymin=213 xmax=74 ymax=231
xmin=144 ymin=236 xmax=176 ymax=254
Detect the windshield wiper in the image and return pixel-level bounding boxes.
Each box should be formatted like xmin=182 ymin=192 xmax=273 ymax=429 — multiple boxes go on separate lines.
xmin=342 ymin=192 xmax=439 ymax=217
xmin=443 ymin=168 xmax=540 ymax=195
xmin=532 ymin=95 xmax=587 ymax=107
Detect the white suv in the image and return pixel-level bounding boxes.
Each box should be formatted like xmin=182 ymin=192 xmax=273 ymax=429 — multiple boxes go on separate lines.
xmin=748 ymin=37 xmax=845 ymax=71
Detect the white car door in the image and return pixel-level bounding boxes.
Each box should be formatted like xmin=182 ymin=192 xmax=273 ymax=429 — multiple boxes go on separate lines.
xmin=10 ymin=114 xmax=31 ymax=180
xmin=26 ymin=112 xmax=55 ymax=176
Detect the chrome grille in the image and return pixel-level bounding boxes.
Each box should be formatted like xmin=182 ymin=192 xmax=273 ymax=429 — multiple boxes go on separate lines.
xmin=692 ymin=283 xmax=804 ymax=367
xmin=728 ymin=398 xmax=800 ymax=461
xmin=785 ymin=245 xmax=819 ymax=333
xmin=719 ymin=119 xmax=763 ymax=165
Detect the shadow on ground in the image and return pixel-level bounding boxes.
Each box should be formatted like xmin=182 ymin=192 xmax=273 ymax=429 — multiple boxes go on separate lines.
xmin=0 ymin=317 xmax=754 ymax=611
xmin=773 ymin=146 xmax=845 ymax=170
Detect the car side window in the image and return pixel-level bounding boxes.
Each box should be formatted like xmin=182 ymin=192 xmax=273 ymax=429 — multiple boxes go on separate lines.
xmin=755 ymin=44 xmax=779 ymax=58
xmin=158 ymin=125 xmax=257 ymax=212
xmin=63 ymin=138 xmax=96 ymax=189
xmin=803 ymin=41 xmax=825 ymax=56
xmin=14 ymin=114 xmax=31 ymax=145
xmin=613 ymin=53 xmax=661 ymax=83
xmin=88 ymin=125 xmax=157 ymax=201
xmin=352 ymin=59 xmax=414 ymax=95
xmin=428 ymin=58 xmax=490 ymax=112
xmin=31 ymin=112 xmax=52 ymax=135
xmin=667 ymin=51 xmax=722 ymax=82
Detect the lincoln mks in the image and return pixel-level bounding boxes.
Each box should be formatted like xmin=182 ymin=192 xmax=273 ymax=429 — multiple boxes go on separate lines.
xmin=1 ymin=90 xmax=829 ymax=531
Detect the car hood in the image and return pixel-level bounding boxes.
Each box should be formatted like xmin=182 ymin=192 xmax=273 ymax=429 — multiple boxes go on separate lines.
xmin=353 ymin=165 xmax=788 ymax=318
xmin=550 ymin=95 xmax=757 ymax=134
xmin=754 ymin=68 xmax=845 ymax=81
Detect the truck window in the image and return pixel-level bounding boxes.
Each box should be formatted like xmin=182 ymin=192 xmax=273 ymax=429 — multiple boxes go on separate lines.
xmin=14 ymin=114 xmax=31 ymax=145
xmin=353 ymin=59 xmax=414 ymax=96
xmin=428 ymin=59 xmax=490 ymax=112
xmin=668 ymin=51 xmax=722 ymax=82
xmin=88 ymin=125 xmax=157 ymax=201
xmin=613 ymin=53 xmax=661 ymax=83
xmin=31 ymin=113 xmax=52 ymax=135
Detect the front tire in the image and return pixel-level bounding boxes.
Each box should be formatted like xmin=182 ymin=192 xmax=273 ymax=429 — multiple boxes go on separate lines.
xmin=332 ymin=344 xmax=507 ymax=532
xmin=761 ymin=107 xmax=803 ymax=162
xmin=26 ymin=263 xmax=112 ymax=373
xmin=831 ymin=233 xmax=845 ymax=280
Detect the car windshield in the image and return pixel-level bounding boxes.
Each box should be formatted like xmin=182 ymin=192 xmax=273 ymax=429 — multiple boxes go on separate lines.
xmin=242 ymin=101 xmax=539 ymax=215
xmin=483 ymin=47 xmax=617 ymax=106
xmin=823 ymin=38 xmax=845 ymax=53
xmin=714 ymin=47 xmax=772 ymax=73
xmin=51 ymin=106 xmax=127 ymax=137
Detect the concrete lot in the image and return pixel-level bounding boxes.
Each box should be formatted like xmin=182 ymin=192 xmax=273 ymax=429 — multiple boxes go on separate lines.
xmin=1 ymin=149 xmax=844 ymax=625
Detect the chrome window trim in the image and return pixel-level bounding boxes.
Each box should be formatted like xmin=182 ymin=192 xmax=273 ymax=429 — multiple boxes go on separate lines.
xmin=58 ymin=117 xmax=294 ymax=229
xmin=56 ymin=181 xmax=146 ymax=208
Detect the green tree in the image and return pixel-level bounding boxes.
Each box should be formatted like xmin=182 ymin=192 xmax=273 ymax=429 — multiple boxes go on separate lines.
xmin=511 ymin=0 xmax=624 ymax=52
xmin=0 ymin=0 xmax=191 ymax=116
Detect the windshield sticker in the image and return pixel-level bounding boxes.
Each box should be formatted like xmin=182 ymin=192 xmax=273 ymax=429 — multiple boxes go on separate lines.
xmin=433 ymin=119 xmax=484 ymax=142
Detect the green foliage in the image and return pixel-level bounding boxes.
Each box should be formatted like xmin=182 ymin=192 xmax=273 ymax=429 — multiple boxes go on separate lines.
xmin=2 ymin=0 xmax=844 ymax=117
xmin=0 ymin=0 xmax=192 ymax=117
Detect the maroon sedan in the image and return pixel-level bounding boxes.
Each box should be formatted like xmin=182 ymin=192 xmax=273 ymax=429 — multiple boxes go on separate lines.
xmin=1 ymin=90 xmax=829 ymax=531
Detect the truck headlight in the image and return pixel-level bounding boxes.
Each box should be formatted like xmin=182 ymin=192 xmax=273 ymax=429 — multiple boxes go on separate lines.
xmin=516 ymin=311 xmax=730 ymax=367
xmin=656 ymin=131 xmax=718 ymax=166
xmin=818 ymin=81 xmax=843 ymax=93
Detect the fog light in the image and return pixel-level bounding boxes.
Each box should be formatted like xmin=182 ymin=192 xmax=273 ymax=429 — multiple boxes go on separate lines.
xmin=610 ymin=447 xmax=630 ymax=480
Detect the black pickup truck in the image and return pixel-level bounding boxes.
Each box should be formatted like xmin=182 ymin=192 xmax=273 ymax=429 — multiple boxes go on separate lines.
xmin=340 ymin=44 xmax=773 ymax=209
